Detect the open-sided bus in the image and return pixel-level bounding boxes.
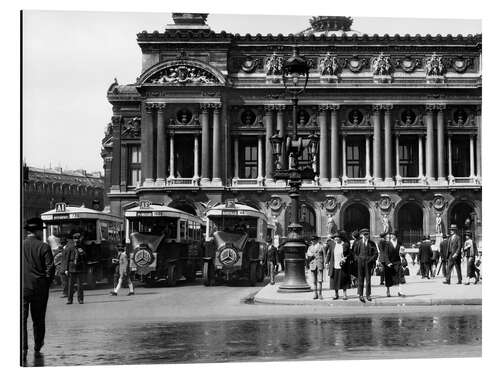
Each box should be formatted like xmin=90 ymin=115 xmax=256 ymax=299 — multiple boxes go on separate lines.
xmin=203 ymin=201 xmax=272 ymax=286
xmin=125 ymin=201 xmax=205 ymax=286
xmin=41 ymin=203 xmax=123 ymax=288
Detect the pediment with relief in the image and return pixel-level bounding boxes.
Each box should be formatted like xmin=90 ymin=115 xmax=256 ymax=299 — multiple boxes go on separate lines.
xmin=146 ymin=64 xmax=220 ymax=85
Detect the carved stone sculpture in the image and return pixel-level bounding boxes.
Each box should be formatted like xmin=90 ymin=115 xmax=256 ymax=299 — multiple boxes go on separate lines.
xmin=265 ymin=53 xmax=283 ymax=76
xmin=425 ymin=53 xmax=446 ymax=78
xmin=319 ymin=52 xmax=340 ymax=78
xmin=372 ymin=53 xmax=393 ymax=76
xmin=150 ymin=65 xmax=217 ymax=85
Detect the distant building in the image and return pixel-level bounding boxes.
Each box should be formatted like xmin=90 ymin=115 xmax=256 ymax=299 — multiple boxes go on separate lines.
xmin=22 ymin=164 xmax=105 ymax=220
xmin=101 ymin=13 xmax=481 ymax=247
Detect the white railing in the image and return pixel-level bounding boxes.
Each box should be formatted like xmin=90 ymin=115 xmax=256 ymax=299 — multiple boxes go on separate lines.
xmin=343 ymin=177 xmax=372 ymax=186
xmin=167 ymin=178 xmax=198 ymax=186
xmin=232 ymin=178 xmax=263 ymax=187
xmin=397 ymin=177 xmax=424 ymax=185
xmin=450 ymin=177 xmax=478 ymax=185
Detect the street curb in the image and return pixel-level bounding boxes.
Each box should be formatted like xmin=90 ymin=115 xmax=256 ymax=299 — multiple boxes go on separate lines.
xmin=253 ymin=295 xmax=482 ymax=306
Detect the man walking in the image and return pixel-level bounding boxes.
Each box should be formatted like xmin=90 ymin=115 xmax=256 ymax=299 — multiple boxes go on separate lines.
xmin=63 ymin=233 xmax=87 ymax=304
xmin=110 ymin=244 xmax=134 ymax=296
xmin=306 ymin=236 xmax=325 ymax=300
xmin=22 ymin=217 xmax=55 ymax=363
xmin=353 ymin=228 xmax=378 ymax=303
xmin=263 ymin=238 xmax=279 ymax=285
xmin=443 ymin=224 xmax=462 ymax=284
xmin=418 ymin=235 xmax=433 ymax=279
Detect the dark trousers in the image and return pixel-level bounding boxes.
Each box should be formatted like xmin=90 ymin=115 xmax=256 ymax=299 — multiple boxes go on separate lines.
xmin=420 ymin=262 xmax=431 ymax=278
xmin=446 ymin=257 xmax=462 ymax=283
xmin=357 ymin=260 xmax=373 ymax=297
xmin=60 ymin=273 xmax=68 ymax=296
xmin=22 ymin=285 xmax=49 ymax=352
xmin=68 ymin=272 xmax=84 ymax=303
xmin=441 ymin=260 xmax=448 ymax=278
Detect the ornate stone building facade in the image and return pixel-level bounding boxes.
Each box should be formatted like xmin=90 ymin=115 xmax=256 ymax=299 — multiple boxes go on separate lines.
xmin=23 ymin=165 xmax=104 ymax=220
xmin=102 ymin=14 xmax=482 ymax=247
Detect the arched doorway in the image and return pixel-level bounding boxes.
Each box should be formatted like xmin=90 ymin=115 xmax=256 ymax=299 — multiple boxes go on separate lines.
xmin=285 ymin=204 xmax=316 ymax=240
xmin=449 ymin=202 xmax=475 ymax=240
xmin=342 ymin=203 xmax=370 ymax=237
xmin=397 ymin=202 xmax=423 ymax=247
xmin=168 ymin=201 xmax=197 ymax=216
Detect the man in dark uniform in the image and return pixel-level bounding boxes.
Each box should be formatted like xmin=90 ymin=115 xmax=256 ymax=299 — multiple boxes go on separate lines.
xmin=439 ymin=234 xmax=449 ymax=278
xmin=353 ymin=228 xmax=378 ymax=303
xmin=63 ymin=232 xmax=87 ymax=304
xmin=263 ymin=238 xmax=279 ymax=285
xmin=443 ymin=224 xmax=462 ymax=284
xmin=418 ymin=235 xmax=433 ymax=279
xmin=22 ymin=217 xmax=55 ymax=362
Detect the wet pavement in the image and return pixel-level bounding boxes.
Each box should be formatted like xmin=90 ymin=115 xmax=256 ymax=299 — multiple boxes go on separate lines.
xmin=24 ymin=306 xmax=481 ymax=366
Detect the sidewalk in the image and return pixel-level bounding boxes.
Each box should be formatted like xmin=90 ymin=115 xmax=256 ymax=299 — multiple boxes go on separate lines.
xmin=254 ymin=264 xmax=482 ymax=306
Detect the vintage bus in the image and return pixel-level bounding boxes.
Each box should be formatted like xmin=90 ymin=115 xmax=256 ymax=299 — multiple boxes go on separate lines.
xmin=203 ymin=201 xmax=272 ymax=286
xmin=41 ymin=203 xmax=123 ymax=288
xmin=124 ymin=201 xmax=205 ymax=286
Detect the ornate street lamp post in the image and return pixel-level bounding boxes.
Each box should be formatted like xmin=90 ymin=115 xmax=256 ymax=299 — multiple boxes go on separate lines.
xmin=270 ymin=47 xmax=319 ymax=292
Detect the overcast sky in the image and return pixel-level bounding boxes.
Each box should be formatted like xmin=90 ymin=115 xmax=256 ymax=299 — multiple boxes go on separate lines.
xmin=22 ymin=11 xmax=481 ymax=172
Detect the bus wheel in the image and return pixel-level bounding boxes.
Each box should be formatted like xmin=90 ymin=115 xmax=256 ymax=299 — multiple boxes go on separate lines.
xmin=249 ymin=262 xmax=257 ymax=286
xmin=86 ymin=268 xmax=97 ymax=289
xmin=203 ymin=262 xmax=214 ymax=287
xmin=167 ymin=264 xmax=177 ymax=287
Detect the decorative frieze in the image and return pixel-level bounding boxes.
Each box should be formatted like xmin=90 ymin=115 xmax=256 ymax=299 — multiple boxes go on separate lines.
xmin=319 ymin=52 xmax=340 ymax=82
xmin=372 ymin=53 xmax=393 ymax=83
xmin=425 ymin=53 xmax=446 ymax=83
xmin=148 ymin=65 xmax=218 ymax=85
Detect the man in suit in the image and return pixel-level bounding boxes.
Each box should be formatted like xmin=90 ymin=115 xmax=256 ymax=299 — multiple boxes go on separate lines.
xmin=418 ymin=235 xmax=433 ymax=279
xmin=63 ymin=232 xmax=87 ymax=304
xmin=443 ymin=224 xmax=462 ymax=284
xmin=22 ymin=217 xmax=55 ymax=363
xmin=439 ymin=234 xmax=449 ymax=278
xmin=353 ymin=228 xmax=378 ymax=302
xmin=263 ymin=238 xmax=279 ymax=285
xmin=306 ymin=236 xmax=325 ymax=300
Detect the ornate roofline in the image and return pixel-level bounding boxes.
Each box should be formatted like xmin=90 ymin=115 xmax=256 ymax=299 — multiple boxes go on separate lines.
xmin=137 ymin=30 xmax=481 ymax=45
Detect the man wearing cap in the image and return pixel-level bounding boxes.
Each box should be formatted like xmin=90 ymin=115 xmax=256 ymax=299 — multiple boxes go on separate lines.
xmin=306 ymin=235 xmax=325 ymax=300
xmin=463 ymin=231 xmax=479 ymax=285
xmin=110 ymin=244 xmax=134 ymax=296
xmin=63 ymin=232 xmax=87 ymax=304
xmin=22 ymin=217 xmax=55 ymax=361
xmin=443 ymin=224 xmax=462 ymax=284
xmin=439 ymin=234 xmax=449 ymax=278
xmin=418 ymin=235 xmax=433 ymax=279
xmin=353 ymin=228 xmax=378 ymax=302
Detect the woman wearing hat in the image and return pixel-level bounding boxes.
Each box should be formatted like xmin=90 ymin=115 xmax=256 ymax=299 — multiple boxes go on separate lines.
xmin=463 ymin=231 xmax=479 ymax=285
xmin=380 ymin=231 xmax=405 ymax=297
xmin=325 ymin=232 xmax=351 ymax=300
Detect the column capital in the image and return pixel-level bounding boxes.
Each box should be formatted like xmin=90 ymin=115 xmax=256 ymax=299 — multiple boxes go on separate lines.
xmin=382 ymin=104 xmax=394 ymax=112
xmin=200 ymin=103 xmax=211 ymax=112
xmin=318 ymin=105 xmax=329 ymax=112
xmin=156 ymin=103 xmax=167 ymax=112
xmin=275 ymin=105 xmax=286 ymax=112
xmin=372 ymin=105 xmax=383 ymax=113
xmin=145 ymin=103 xmax=155 ymax=112
xmin=425 ymin=104 xmax=445 ymax=112
xmin=263 ymin=104 xmax=276 ymax=113
xmin=329 ymin=104 xmax=340 ymax=112
xmin=436 ymin=104 xmax=446 ymax=112
xmin=210 ymin=103 xmax=222 ymax=112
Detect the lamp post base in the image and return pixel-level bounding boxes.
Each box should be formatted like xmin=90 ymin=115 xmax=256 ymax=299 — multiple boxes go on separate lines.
xmin=278 ymin=238 xmax=311 ymax=293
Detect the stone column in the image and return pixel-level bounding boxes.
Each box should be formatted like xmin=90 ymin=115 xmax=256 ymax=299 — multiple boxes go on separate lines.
xmin=448 ymin=136 xmax=453 ymax=180
xmin=372 ymin=105 xmax=382 ymax=182
xmin=257 ymin=135 xmax=263 ymax=182
xmin=120 ymin=144 xmax=127 ymax=190
xmin=330 ymin=105 xmax=340 ymax=185
xmin=418 ymin=135 xmax=424 ymax=179
xmin=383 ymin=105 xmax=393 ymax=183
xmin=436 ymin=105 xmax=446 ymax=183
xmin=141 ymin=104 xmax=154 ymax=185
xmin=395 ymin=135 xmax=401 ymax=180
xmin=276 ymin=105 xmax=286 ymax=169
xmin=233 ymin=136 xmax=239 ymax=179
xmin=111 ymin=115 xmax=121 ymax=190
xmin=318 ymin=106 xmax=329 ymax=184
xmin=365 ymin=135 xmax=371 ymax=179
xmin=193 ymin=134 xmax=199 ymax=180
xmin=168 ymin=133 xmax=175 ymax=179
xmin=425 ymin=105 xmax=435 ymax=182
xmin=476 ymin=107 xmax=481 ymax=179
xmin=212 ymin=104 xmax=222 ymax=185
xmin=469 ymin=135 xmax=475 ymax=177
xmin=200 ymin=104 xmax=210 ymax=184
xmin=342 ymin=134 xmax=347 ymax=181
xmin=156 ymin=104 xmax=167 ymax=185
xmin=264 ymin=105 xmax=274 ymax=184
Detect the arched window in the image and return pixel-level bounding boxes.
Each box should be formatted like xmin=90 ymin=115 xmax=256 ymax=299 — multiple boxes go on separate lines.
xmin=342 ymin=203 xmax=370 ymax=238
xmin=397 ymin=202 xmax=423 ymax=247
